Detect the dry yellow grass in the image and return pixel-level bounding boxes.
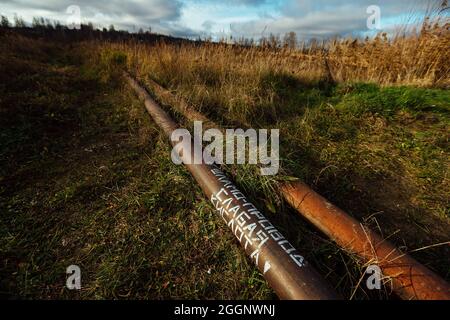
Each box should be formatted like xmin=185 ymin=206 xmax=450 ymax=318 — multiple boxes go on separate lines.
xmin=2 ymin=5 xmax=448 ymax=298
xmin=84 ymin=5 xmax=449 ymax=132
xmin=72 ymin=4 xmax=450 ymax=298
xmin=97 ymin=5 xmax=450 ymax=93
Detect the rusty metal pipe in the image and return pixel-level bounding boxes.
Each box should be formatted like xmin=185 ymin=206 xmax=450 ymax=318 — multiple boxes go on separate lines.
xmin=281 ymin=182 xmax=450 ymax=300
xmin=126 ymin=74 xmax=339 ymax=300
xmin=141 ymin=75 xmax=450 ymax=300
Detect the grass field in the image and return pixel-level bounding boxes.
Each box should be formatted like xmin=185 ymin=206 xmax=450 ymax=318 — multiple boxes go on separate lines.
xmin=0 ymin=14 xmax=449 ymax=300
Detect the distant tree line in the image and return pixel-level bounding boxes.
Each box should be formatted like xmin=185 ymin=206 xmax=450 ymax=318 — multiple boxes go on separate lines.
xmin=1 ymin=14 xmax=313 ymax=51
xmin=0 ymin=14 xmax=190 ymax=44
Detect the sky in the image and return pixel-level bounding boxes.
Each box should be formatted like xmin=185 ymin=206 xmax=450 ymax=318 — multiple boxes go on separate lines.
xmin=0 ymin=0 xmax=442 ymax=40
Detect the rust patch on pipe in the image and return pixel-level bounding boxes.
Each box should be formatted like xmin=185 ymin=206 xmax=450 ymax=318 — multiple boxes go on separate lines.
xmin=142 ymin=75 xmax=450 ymax=300
xmin=126 ymin=74 xmax=339 ymax=300
xmin=280 ymin=181 xmax=450 ymax=300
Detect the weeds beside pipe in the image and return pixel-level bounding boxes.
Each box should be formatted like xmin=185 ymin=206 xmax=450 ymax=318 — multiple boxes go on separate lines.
xmin=125 ymin=73 xmax=339 ymax=300
xmin=141 ymin=75 xmax=450 ymax=300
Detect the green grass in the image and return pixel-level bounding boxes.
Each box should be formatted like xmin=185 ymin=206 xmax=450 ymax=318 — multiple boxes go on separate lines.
xmin=140 ymin=54 xmax=450 ymax=294
xmin=1 ymin=33 xmax=449 ymax=300
xmin=0 ymin=34 xmax=273 ymax=299
xmin=334 ymin=83 xmax=450 ymax=117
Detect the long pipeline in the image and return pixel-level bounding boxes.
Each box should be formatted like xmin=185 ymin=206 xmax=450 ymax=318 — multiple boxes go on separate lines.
xmin=141 ymin=75 xmax=450 ymax=300
xmin=125 ymin=74 xmax=339 ymax=300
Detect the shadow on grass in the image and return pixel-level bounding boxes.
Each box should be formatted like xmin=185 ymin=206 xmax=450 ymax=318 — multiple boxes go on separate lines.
xmin=255 ymin=71 xmax=335 ymax=125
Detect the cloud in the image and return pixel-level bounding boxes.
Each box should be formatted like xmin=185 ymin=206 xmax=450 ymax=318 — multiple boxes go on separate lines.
xmin=202 ymin=20 xmax=216 ymax=32
xmin=1 ymin=0 xmax=185 ymax=32
xmin=0 ymin=0 xmax=437 ymax=39
xmin=279 ymin=0 xmax=429 ymax=19
xmin=231 ymin=4 xmax=367 ymax=38
xmin=191 ymin=0 xmax=270 ymax=6
xmin=228 ymin=0 xmax=434 ymax=39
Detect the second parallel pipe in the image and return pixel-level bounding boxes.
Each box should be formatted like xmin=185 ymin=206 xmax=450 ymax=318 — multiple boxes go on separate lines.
xmin=126 ymin=74 xmax=339 ymax=300
xmin=141 ymin=75 xmax=450 ymax=300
